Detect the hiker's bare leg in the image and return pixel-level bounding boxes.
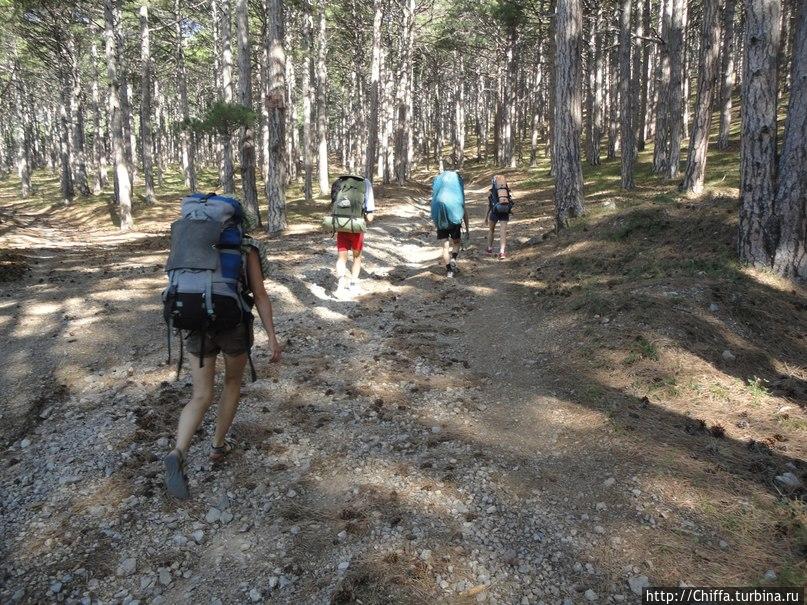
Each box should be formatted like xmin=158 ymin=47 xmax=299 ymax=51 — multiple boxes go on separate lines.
xmin=335 ymin=250 xmax=349 ymax=289
xmin=351 ymin=250 xmax=362 ymax=281
xmin=441 ymin=239 xmax=451 ymax=266
xmin=174 ymin=355 xmax=216 ymax=453
xmin=500 ymin=221 xmax=508 ymax=254
xmin=212 ymin=353 xmax=248 ymax=447
xmin=487 ymin=222 xmax=496 ymax=249
xmin=452 ymin=238 xmax=461 ymax=257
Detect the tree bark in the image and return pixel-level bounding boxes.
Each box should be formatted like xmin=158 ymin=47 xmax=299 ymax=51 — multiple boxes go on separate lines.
xmin=114 ymin=2 xmax=135 ymax=187
xmin=772 ymin=0 xmax=806 ymax=280
xmin=607 ymin=28 xmax=619 ymax=159
xmin=394 ymin=0 xmax=415 ymax=183
xmin=637 ymin=0 xmax=651 ymax=149
xmin=174 ymin=0 xmax=196 ymax=192
xmin=738 ymin=0 xmax=782 ymax=267
xmin=717 ymin=0 xmax=738 ymax=149
xmin=218 ymin=0 xmax=235 ymax=193
xmin=265 ymin=0 xmax=287 ymax=233
xmin=301 ymin=2 xmax=314 ymax=200
xmin=619 ymin=0 xmax=636 ymax=189
xmin=364 ymin=0 xmax=382 ymax=181
xmin=554 ymin=0 xmax=585 ymax=229
xmin=236 ymin=0 xmax=260 ymax=220
xmin=105 ymin=0 xmax=132 ymax=230
xmin=680 ymin=0 xmax=722 ymax=194
xmin=90 ymin=29 xmax=108 ymax=194
xmin=315 ymin=0 xmax=328 ymax=195
xmin=653 ymin=0 xmax=672 ymax=172
xmin=139 ymin=3 xmax=155 ymax=204
xmin=665 ymin=0 xmax=686 ymax=179
xmin=13 ymin=76 xmax=31 ymax=197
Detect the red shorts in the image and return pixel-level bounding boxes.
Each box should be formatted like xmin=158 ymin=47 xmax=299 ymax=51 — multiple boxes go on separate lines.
xmin=336 ymin=231 xmax=365 ymax=252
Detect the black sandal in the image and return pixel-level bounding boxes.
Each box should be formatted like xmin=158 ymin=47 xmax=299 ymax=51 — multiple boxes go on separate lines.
xmin=209 ymin=441 xmax=233 ymax=463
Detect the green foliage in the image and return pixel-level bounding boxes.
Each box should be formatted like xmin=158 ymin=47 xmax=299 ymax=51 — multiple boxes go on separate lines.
xmin=180 ymin=102 xmax=256 ymax=136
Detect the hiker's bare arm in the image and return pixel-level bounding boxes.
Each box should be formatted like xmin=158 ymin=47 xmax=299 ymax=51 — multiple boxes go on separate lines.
xmin=365 ymin=212 xmax=374 ymax=223
xmin=246 ymin=250 xmax=282 ymax=363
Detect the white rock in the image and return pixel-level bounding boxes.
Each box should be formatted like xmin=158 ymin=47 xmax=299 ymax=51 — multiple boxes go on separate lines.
xmin=50 ymin=581 xmax=63 ymax=594
xmin=431 ymin=426 xmax=442 ymax=433
xmin=158 ymin=568 xmax=172 ymax=586
xmin=267 ymin=576 xmax=278 ymax=589
xmin=709 ymin=303 xmax=720 ymax=313
xmin=584 ymin=589 xmax=598 ymax=601
xmin=192 ymin=530 xmax=205 ymax=544
xmin=116 ymin=558 xmax=137 ymax=577
xmin=763 ymin=570 xmax=777 ymax=582
xmin=156 ymin=437 xmax=169 ymax=448
xmin=205 ymin=508 xmax=222 ymax=523
xmin=20 ymin=438 xmax=31 ymax=449
xmin=337 ymin=530 xmax=348 ymax=542
xmin=721 ymin=350 xmax=735 ymax=362
xmin=628 ymin=575 xmax=650 ymax=595
xmin=221 ymin=511 xmax=234 ymax=524
xmin=774 ymin=472 xmax=803 ymax=489
xmin=603 ymin=478 xmax=616 ymax=487
xmin=338 ymin=561 xmax=350 ymax=571
xmin=249 ymin=588 xmax=262 ymax=602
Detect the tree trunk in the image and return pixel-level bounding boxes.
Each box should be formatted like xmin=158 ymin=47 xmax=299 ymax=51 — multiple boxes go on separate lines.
xmin=175 ymin=0 xmax=196 ymax=192
xmin=90 ymin=30 xmax=108 ymax=194
xmin=153 ymin=72 xmax=164 ymax=186
xmin=717 ymin=0 xmax=738 ymax=149
xmin=219 ymin=0 xmax=235 ymax=193
xmin=315 ymin=0 xmax=328 ymax=195
xmin=585 ymin=9 xmax=596 ymax=166
xmin=554 ymin=0 xmax=585 ymax=229
xmin=454 ymin=53 xmax=466 ymax=170
xmin=364 ymin=0 xmax=383 ymax=181
xmin=265 ymin=0 xmax=287 ymax=233
xmin=139 ymin=3 xmax=155 ymax=204
xmin=105 ymin=0 xmax=132 ymax=230
xmin=653 ymin=0 xmax=672 ymax=172
xmin=772 ymin=0 xmax=806 ymax=280
xmin=236 ymin=0 xmax=260 ymax=220
xmin=394 ymin=0 xmax=415 ymax=183
xmin=607 ymin=28 xmax=619 ymax=159
xmin=738 ymin=0 xmax=782 ymax=267
xmin=301 ymin=2 xmax=314 ymax=201
xmin=680 ymin=0 xmax=722 ymax=194
xmin=66 ymin=33 xmax=90 ymax=197
xmin=619 ymin=0 xmax=636 ymax=189
xmin=13 ymin=78 xmax=31 ymax=198
xmin=665 ymin=0 xmax=686 ymax=179
xmin=58 ymin=68 xmax=75 ymax=203
xmin=637 ymin=0 xmax=651 ymax=149
xmin=114 ymin=2 xmax=135 ymax=187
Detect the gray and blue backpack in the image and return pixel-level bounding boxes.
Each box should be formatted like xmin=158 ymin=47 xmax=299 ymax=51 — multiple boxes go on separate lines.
xmin=162 ymin=193 xmax=256 ymax=380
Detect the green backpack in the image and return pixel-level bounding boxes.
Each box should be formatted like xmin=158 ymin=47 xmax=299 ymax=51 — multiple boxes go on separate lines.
xmin=323 ymin=175 xmax=366 ymax=233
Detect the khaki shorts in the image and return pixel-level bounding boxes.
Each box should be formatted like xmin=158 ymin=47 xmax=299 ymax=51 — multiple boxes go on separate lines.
xmin=186 ymin=319 xmax=254 ymax=358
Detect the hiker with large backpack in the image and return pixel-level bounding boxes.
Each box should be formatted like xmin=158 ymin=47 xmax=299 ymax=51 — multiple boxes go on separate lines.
xmin=485 ymin=174 xmax=514 ymax=259
xmin=431 ymin=170 xmax=469 ymax=278
xmin=324 ymin=175 xmax=375 ymax=298
xmin=161 ymin=193 xmax=281 ymax=500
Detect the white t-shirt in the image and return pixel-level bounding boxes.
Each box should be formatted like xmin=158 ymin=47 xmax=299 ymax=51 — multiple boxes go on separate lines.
xmin=363 ymin=178 xmax=375 ymax=213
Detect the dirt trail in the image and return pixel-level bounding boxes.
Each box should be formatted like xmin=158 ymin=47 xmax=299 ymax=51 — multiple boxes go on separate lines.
xmin=0 ymin=181 xmax=799 ymax=604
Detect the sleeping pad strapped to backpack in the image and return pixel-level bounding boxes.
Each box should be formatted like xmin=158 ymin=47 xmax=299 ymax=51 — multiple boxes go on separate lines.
xmin=431 ymin=171 xmax=466 ymax=231
xmin=162 ymin=192 xmax=256 ymax=380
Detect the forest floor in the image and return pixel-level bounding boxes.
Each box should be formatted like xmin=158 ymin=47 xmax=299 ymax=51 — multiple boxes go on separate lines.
xmin=0 ymin=147 xmax=805 ymax=604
